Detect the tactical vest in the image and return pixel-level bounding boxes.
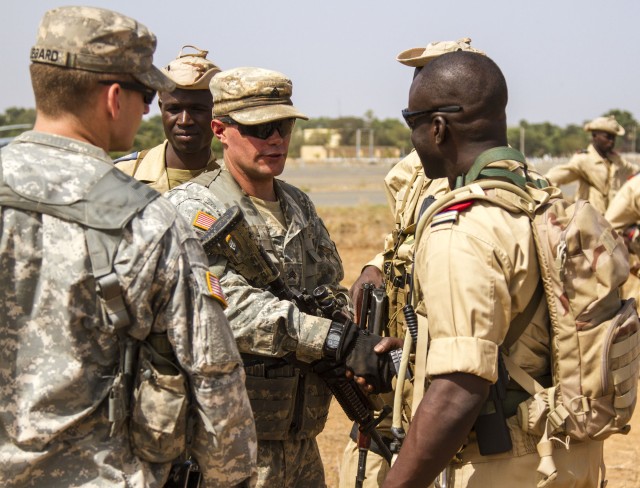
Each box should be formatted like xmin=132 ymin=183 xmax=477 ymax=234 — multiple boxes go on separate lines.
xmin=191 ymin=169 xmax=332 ymax=440
xmin=192 ymin=169 xmax=321 ymax=293
xmin=383 ymin=169 xmax=426 ymax=339
xmin=0 ymin=152 xmax=160 ymax=430
xmin=0 ymin=157 xmax=159 ymax=329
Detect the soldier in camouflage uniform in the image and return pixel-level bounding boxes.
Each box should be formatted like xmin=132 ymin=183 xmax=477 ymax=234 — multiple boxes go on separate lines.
xmin=115 ymin=45 xmax=222 ymax=193
xmin=0 ymin=7 xmax=256 ymax=487
xmin=339 ymin=39 xmax=483 ymax=488
xmin=545 ymin=115 xmax=638 ymax=214
xmin=167 ymin=67 xmax=395 ymax=488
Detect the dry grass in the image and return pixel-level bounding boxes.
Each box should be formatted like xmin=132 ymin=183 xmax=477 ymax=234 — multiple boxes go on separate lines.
xmin=317 ymin=204 xmax=393 ymax=287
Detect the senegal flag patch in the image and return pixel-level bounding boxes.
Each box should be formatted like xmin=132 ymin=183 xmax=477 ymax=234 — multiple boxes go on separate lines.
xmin=193 ymin=210 xmax=217 ymax=231
xmin=206 ymin=271 xmax=227 ymax=308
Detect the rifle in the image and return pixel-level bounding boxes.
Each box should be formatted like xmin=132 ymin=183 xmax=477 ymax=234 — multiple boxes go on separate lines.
xmin=200 ymin=206 xmax=394 ymax=466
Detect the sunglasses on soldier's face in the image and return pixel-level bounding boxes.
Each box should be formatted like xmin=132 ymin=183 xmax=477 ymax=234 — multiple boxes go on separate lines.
xmin=401 ymin=105 xmax=463 ymax=130
xmin=98 ymin=80 xmax=157 ymax=105
xmin=219 ymin=117 xmax=296 ymax=140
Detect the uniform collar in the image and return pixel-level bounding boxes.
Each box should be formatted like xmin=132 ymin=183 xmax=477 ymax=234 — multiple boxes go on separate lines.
xmin=12 ymin=131 xmax=111 ymax=163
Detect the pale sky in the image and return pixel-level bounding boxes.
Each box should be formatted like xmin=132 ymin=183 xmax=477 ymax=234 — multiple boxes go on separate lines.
xmin=3 ymin=0 xmax=639 ymax=128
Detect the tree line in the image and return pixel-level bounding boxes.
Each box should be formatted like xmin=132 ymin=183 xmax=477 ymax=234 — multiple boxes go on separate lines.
xmin=2 ymin=106 xmax=637 ymax=158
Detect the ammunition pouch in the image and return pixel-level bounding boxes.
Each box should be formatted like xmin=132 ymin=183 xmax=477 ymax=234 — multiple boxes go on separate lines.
xmin=130 ymin=340 xmax=189 ymax=463
xmin=383 ymin=258 xmax=412 ymax=339
xmin=242 ymin=354 xmax=331 ymax=441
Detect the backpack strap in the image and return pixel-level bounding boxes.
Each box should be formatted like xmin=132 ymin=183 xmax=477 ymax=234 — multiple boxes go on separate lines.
xmin=456 ymin=146 xmax=548 ymax=190
xmin=0 ymin=161 xmax=159 ymax=328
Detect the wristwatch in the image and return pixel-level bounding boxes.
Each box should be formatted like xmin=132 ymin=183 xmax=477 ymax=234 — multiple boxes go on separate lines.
xmin=323 ymin=322 xmax=344 ymax=359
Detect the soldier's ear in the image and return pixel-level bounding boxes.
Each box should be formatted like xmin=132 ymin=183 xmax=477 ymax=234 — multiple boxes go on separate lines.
xmin=433 ymin=116 xmax=447 ymax=145
xmin=211 ymin=119 xmax=226 ymax=142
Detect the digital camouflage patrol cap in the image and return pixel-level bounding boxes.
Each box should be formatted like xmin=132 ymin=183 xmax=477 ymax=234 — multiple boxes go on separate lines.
xmin=162 ymin=45 xmax=221 ymax=90
xmin=211 ymin=67 xmax=308 ymax=125
xmin=584 ymin=115 xmax=625 ymax=136
xmin=396 ymin=38 xmax=486 ymax=68
xmin=31 ymin=6 xmax=174 ymax=92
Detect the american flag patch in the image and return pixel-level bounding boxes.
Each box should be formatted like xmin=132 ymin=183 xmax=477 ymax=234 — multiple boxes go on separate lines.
xmin=193 ymin=211 xmax=217 ymax=231
xmin=206 ymin=272 xmax=227 ymax=308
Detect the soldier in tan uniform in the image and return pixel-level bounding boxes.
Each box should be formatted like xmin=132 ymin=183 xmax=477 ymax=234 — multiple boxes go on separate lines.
xmin=115 ymin=45 xmax=221 ymax=193
xmin=339 ymin=39 xmax=482 ymax=488
xmin=605 ymin=174 xmax=640 ymax=309
xmin=167 ymin=67 xmax=395 ymax=488
xmin=545 ymin=115 xmax=637 ymax=214
xmin=0 ymin=7 xmax=256 ymax=487
xmin=383 ymin=51 xmax=602 ymax=488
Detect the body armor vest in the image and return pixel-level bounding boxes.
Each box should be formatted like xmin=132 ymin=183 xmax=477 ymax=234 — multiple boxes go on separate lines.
xmin=192 ymin=169 xmax=332 ymax=440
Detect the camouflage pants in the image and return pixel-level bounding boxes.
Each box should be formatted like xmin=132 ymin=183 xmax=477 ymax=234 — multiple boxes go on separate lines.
xmin=256 ymin=437 xmax=325 ymax=488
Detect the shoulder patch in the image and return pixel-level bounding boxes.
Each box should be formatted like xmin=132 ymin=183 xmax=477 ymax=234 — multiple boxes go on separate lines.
xmin=206 ymin=272 xmax=227 ymax=308
xmin=193 ymin=210 xmax=217 ymax=231
xmin=113 ymin=151 xmax=139 ymax=163
xmin=431 ymin=200 xmax=474 ymax=227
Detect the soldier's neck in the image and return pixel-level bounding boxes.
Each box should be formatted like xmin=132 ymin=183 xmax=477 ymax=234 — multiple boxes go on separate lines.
xmin=165 ymin=144 xmax=211 ymax=170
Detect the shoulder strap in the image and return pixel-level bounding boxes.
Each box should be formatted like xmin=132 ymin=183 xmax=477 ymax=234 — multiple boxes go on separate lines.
xmin=0 ymin=157 xmax=159 ymax=328
xmin=190 ymin=167 xmax=222 ymax=188
xmin=456 ymin=146 xmax=548 ymax=190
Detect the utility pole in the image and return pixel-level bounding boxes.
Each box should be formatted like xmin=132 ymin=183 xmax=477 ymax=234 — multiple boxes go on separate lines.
xmin=519 ymin=125 xmax=525 ymax=156
xmin=368 ymin=129 xmax=374 ymax=160
xmin=355 ymin=128 xmax=361 ymax=160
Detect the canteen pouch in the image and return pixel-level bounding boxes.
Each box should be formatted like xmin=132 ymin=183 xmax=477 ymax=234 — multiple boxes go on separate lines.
xmin=293 ymin=373 xmax=333 ymax=440
xmin=245 ymin=373 xmax=299 ymax=440
xmin=130 ymin=341 xmax=188 ymax=463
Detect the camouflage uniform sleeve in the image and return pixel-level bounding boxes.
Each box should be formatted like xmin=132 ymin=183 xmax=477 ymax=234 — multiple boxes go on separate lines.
xmin=123 ymin=197 xmax=256 ymax=486
xmin=220 ymin=267 xmax=332 ymax=363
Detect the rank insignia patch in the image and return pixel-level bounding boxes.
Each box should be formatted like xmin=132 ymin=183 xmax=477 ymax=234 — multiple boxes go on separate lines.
xmin=431 ymin=201 xmax=474 ymax=227
xmin=193 ymin=211 xmax=217 ymax=231
xmin=206 ymin=272 xmax=227 ymax=308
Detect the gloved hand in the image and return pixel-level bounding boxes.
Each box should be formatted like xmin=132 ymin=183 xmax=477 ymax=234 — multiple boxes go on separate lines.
xmin=322 ymin=320 xmax=396 ymax=393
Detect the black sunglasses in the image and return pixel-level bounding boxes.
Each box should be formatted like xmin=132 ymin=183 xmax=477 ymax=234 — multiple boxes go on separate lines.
xmin=98 ymin=80 xmax=156 ymax=105
xmin=401 ymin=105 xmax=462 ymax=129
xmin=219 ymin=117 xmax=296 ymax=140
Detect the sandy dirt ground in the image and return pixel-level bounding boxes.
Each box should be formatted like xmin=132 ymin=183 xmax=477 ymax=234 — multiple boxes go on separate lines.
xmin=314 ymin=192 xmax=640 ymax=488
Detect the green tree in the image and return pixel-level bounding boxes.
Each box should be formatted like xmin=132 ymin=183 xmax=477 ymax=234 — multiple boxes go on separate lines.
xmin=0 ymin=107 xmax=36 ymax=137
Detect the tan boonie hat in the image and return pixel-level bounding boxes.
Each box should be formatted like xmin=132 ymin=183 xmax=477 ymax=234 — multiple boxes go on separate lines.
xmin=396 ymin=37 xmax=486 ymax=68
xmin=584 ymin=115 xmax=625 ymax=136
xmin=211 ymin=67 xmax=308 ymax=125
xmin=162 ymin=45 xmax=221 ymax=90
xmin=30 ymin=6 xmax=174 ymax=92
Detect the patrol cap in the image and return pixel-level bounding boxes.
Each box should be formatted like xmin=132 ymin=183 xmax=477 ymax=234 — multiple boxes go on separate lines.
xmin=396 ymin=38 xmax=486 ymax=68
xmin=584 ymin=115 xmax=625 ymax=136
xmin=30 ymin=6 xmax=174 ymax=93
xmin=162 ymin=45 xmax=221 ymax=90
xmin=211 ymin=67 xmax=308 ymax=125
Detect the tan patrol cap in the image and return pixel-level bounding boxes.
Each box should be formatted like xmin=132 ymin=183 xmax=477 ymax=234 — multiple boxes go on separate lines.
xmin=396 ymin=38 xmax=486 ymax=68
xmin=584 ymin=115 xmax=625 ymax=136
xmin=162 ymin=45 xmax=221 ymax=90
xmin=30 ymin=6 xmax=174 ymax=92
xmin=211 ymin=67 xmax=308 ymax=125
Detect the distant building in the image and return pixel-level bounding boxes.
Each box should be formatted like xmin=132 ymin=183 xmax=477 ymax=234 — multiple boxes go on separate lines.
xmin=300 ymin=127 xmax=401 ymax=161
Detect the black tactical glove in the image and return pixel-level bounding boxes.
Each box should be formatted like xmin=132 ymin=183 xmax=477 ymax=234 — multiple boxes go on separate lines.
xmin=322 ymin=321 xmax=396 ymax=393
